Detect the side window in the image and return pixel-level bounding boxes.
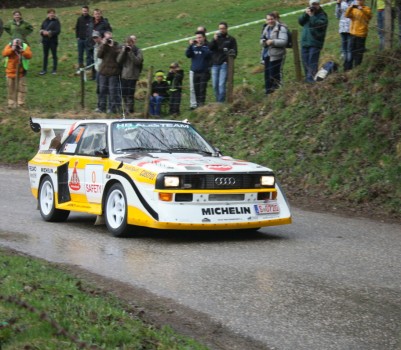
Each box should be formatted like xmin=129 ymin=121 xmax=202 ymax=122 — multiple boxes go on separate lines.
xmin=76 ymin=124 xmax=107 ymax=156
xmin=60 ymin=126 xmax=86 ymax=154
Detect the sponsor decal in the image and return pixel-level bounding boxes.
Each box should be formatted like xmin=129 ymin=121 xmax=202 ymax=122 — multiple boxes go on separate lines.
xmin=69 ymin=161 xmax=81 ymax=191
xmin=202 ymin=207 xmax=251 ymax=216
xmin=85 ymin=165 xmax=104 ymax=203
xmin=205 ymin=164 xmax=232 ymax=172
xmin=86 ymin=184 xmax=102 ymax=193
xmin=28 ymin=166 xmax=37 ymax=172
xmin=139 ymin=169 xmax=156 ymax=181
xmin=41 ymin=168 xmax=54 ymax=173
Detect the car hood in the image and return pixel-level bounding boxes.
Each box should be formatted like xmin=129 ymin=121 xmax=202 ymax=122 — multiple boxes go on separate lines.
xmin=115 ymin=153 xmax=271 ymax=173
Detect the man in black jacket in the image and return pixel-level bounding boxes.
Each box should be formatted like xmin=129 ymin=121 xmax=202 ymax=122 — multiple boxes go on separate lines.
xmin=75 ymin=5 xmax=92 ymax=72
xmin=39 ymin=9 xmax=61 ymax=75
xmin=209 ymin=22 xmax=237 ymax=102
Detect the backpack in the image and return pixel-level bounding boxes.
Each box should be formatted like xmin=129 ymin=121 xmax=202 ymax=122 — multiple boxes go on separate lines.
xmin=278 ymin=24 xmax=292 ymax=49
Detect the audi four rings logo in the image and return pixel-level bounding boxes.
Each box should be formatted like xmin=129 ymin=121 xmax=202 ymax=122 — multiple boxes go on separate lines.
xmin=215 ymin=177 xmax=236 ymax=185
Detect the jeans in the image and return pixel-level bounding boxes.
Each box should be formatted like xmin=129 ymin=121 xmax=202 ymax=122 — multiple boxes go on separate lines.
xmin=301 ymin=46 xmax=321 ymax=83
xmin=169 ymin=90 xmax=182 ymax=115
xmin=340 ymin=33 xmax=352 ymax=71
xmin=42 ymin=40 xmax=58 ymax=72
xmin=212 ymin=63 xmax=228 ymax=102
xmin=149 ymin=95 xmax=165 ymax=116
xmin=98 ymin=74 xmax=121 ymax=113
xmin=77 ymin=38 xmax=91 ymax=67
xmin=349 ymin=35 xmax=367 ymax=68
xmin=121 ymin=79 xmax=137 ymax=113
xmin=264 ymin=57 xmax=283 ymax=94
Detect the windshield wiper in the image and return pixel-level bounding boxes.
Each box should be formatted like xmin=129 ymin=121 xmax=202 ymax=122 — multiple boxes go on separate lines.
xmin=116 ymin=147 xmax=163 ymax=153
xmin=167 ymin=147 xmax=213 ymax=156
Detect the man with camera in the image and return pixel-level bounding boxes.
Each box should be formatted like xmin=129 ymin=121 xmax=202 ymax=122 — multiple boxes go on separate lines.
xmin=209 ymin=22 xmax=237 ymax=102
xmin=345 ymin=0 xmax=372 ymax=69
xmin=97 ymin=31 xmax=121 ymax=114
xmin=298 ymin=0 xmax=328 ymax=82
xmin=186 ymin=31 xmax=212 ymax=108
xmin=2 ymin=38 xmax=32 ymax=108
xmin=117 ymin=35 xmax=144 ymax=114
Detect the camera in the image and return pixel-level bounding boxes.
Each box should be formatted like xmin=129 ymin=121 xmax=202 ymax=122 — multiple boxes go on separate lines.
xmin=124 ymin=45 xmax=132 ymax=52
xmin=193 ymin=40 xmax=198 ymax=45
xmin=106 ymin=38 xmax=113 ymax=44
xmin=309 ymin=6 xmax=315 ymax=12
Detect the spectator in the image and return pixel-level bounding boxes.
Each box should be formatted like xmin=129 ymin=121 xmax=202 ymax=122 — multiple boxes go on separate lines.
xmin=92 ymin=31 xmax=103 ymax=111
xmin=2 ymin=38 xmax=32 ymax=108
xmin=345 ymin=0 xmax=372 ymax=69
xmin=39 ymin=9 xmax=61 ymax=75
xmin=376 ymin=0 xmax=396 ymax=50
xmin=260 ymin=13 xmax=288 ymax=95
xmin=4 ymin=10 xmax=33 ymax=44
xmin=97 ymin=32 xmax=121 ymax=114
xmin=186 ymin=31 xmax=211 ymax=108
xmin=166 ymin=62 xmax=184 ymax=116
xmin=335 ymin=0 xmax=352 ymax=68
xmin=298 ymin=0 xmax=328 ymax=82
xmin=149 ymin=71 xmax=169 ymax=116
xmin=87 ymin=9 xmax=112 ymax=79
xmin=75 ymin=5 xmax=92 ymax=73
xmin=117 ymin=35 xmax=144 ymax=115
xmin=189 ymin=26 xmax=208 ymax=110
xmin=209 ymin=22 xmax=237 ymax=102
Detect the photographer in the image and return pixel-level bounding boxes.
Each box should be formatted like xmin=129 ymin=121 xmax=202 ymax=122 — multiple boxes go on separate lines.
xmin=186 ymin=31 xmax=211 ymax=108
xmin=166 ymin=62 xmax=184 ymax=116
xmin=298 ymin=0 xmax=328 ymax=82
xmin=116 ymin=35 xmax=143 ymax=114
xmin=97 ymin=31 xmax=121 ymax=114
xmin=2 ymin=38 xmax=32 ymax=108
xmin=209 ymin=22 xmax=237 ymax=102
xmin=345 ymin=0 xmax=372 ymax=69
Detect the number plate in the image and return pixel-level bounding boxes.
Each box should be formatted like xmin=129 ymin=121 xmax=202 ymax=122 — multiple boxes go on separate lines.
xmin=254 ymin=203 xmax=280 ymax=215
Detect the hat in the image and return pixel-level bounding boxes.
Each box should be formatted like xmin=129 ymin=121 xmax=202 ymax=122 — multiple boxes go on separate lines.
xmin=92 ymin=31 xmax=100 ymax=38
xmin=170 ymin=62 xmax=179 ymax=68
xmin=309 ymin=0 xmax=320 ymax=4
xmin=155 ymin=72 xmax=165 ymax=77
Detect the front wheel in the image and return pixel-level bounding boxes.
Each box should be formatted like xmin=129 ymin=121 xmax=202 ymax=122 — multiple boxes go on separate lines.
xmin=39 ymin=176 xmax=70 ymax=222
xmin=105 ymin=183 xmax=130 ymax=237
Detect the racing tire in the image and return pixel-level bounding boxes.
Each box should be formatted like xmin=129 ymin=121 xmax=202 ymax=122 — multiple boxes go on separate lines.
xmin=39 ymin=176 xmax=70 ymax=222
xmin=105 ymin=183 xmax=130 ymax=237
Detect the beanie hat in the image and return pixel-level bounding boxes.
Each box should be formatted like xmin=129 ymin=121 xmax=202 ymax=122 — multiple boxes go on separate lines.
xmin=155 ymin=72 xmax=165 ymax=77
xmin=309 ymin=0 xmax=320 ymax=5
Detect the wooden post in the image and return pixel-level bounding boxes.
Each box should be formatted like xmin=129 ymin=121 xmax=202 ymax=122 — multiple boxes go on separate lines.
xmin=80 ymin=68 xmax=85 ymax=110
xmin=227 ymin=50 xmax=236 ymax=104
xmin=384 ymin=0 xmax=393 ymax=49
xmin=15 ymin=53 xmax=21 ymax=109
xmin=291 ymin=30 xmax=303 ymax=82
xmin=144 ymin=66 xmax=153 ymax=118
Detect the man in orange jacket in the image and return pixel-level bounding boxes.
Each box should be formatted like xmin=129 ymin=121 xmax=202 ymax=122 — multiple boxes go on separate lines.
xmin=2 ymin=38 xmax=32 ymax=108
xmin=345 ymin=0 xmax=372 ymax=70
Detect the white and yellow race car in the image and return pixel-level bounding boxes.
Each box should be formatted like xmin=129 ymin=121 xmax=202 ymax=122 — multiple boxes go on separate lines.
xmin=28 ymin=118 xmax=291 ymax=236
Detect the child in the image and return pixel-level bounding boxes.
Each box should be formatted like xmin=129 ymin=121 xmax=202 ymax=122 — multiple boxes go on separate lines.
xmin=166 ymin=62 xmax=184 ymax=116
xmin=2 ymin=38 xmax=32 ymax=108
xmin=149 ymin=71 xmax=169 ymax=116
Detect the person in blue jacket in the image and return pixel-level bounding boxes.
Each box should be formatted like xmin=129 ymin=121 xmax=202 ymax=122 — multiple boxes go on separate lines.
xmin=186 ymin=31 xmax=211 ymax=107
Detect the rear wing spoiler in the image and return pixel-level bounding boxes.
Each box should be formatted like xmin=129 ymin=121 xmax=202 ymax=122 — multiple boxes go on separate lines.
xmin=30 ymin=117 xmax=81 ymax=151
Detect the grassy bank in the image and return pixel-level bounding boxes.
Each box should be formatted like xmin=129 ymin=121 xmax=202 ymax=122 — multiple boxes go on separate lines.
xmin=0 ymin=0 xmax=400 ymax=219
xmin=0 ymin=248 xmax=207 ymax=349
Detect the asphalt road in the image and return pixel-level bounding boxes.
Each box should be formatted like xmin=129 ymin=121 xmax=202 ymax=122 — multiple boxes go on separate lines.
xmin=0 ymin=167 xmax=400 ymax=350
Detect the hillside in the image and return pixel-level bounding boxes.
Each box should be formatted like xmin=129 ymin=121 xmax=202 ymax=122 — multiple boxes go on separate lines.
xmin=0 ymin=0 xmax=400 ymax=221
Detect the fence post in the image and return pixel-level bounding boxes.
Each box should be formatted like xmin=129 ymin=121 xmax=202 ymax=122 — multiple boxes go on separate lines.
xmin=227 ymin=50 xmax=236 ymax=104
xmin=143 ymin=66 xmax=153 ymax=118
xmin=384 ymin=0 xmax=393 ymax=49
xmin=80 ymin=68 xmax=85 ymax=110
xmin=291 ymin=30 xmax=303 ymax=82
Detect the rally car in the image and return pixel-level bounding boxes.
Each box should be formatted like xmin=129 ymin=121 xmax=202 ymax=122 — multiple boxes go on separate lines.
xmin=28 ymin=118 xmax=291 ymax=236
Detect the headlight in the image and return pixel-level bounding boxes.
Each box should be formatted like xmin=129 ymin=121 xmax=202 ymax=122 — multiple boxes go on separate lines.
xmin=260 ymin=175 xmax=275 ymax=187
xmin=164 ymin=176 xmax=180 ymax=187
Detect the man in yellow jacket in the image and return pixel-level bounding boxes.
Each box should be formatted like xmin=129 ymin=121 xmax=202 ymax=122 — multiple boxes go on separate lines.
xmin=2 ymin=38 xmax=32 ymax=108
xmin=345 ymin=0 xmax=372 ymax=70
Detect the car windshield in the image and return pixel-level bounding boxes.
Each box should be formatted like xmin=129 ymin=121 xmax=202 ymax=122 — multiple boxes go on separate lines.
xmin=111 ymin=121 xmax=216 ymax=155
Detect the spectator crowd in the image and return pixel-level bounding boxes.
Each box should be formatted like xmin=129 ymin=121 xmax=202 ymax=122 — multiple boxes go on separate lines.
xmin=1 ymin=1 xmax=401 ymax=112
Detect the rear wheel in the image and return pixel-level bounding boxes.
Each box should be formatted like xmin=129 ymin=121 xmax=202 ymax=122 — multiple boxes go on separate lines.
xmin=39 ymin=176 xmax=70 ymax=222
xmin=105 ymin=183 xmax=130 ymax=237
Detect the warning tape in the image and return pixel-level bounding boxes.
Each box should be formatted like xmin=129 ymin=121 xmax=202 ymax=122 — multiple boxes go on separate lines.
xmin=141 ymin=1 xmax=336 ymax=51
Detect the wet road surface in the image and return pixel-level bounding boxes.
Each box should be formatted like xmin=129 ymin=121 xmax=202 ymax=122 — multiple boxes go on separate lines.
xmin=0 ymin=167 xmax=400 ymax=350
